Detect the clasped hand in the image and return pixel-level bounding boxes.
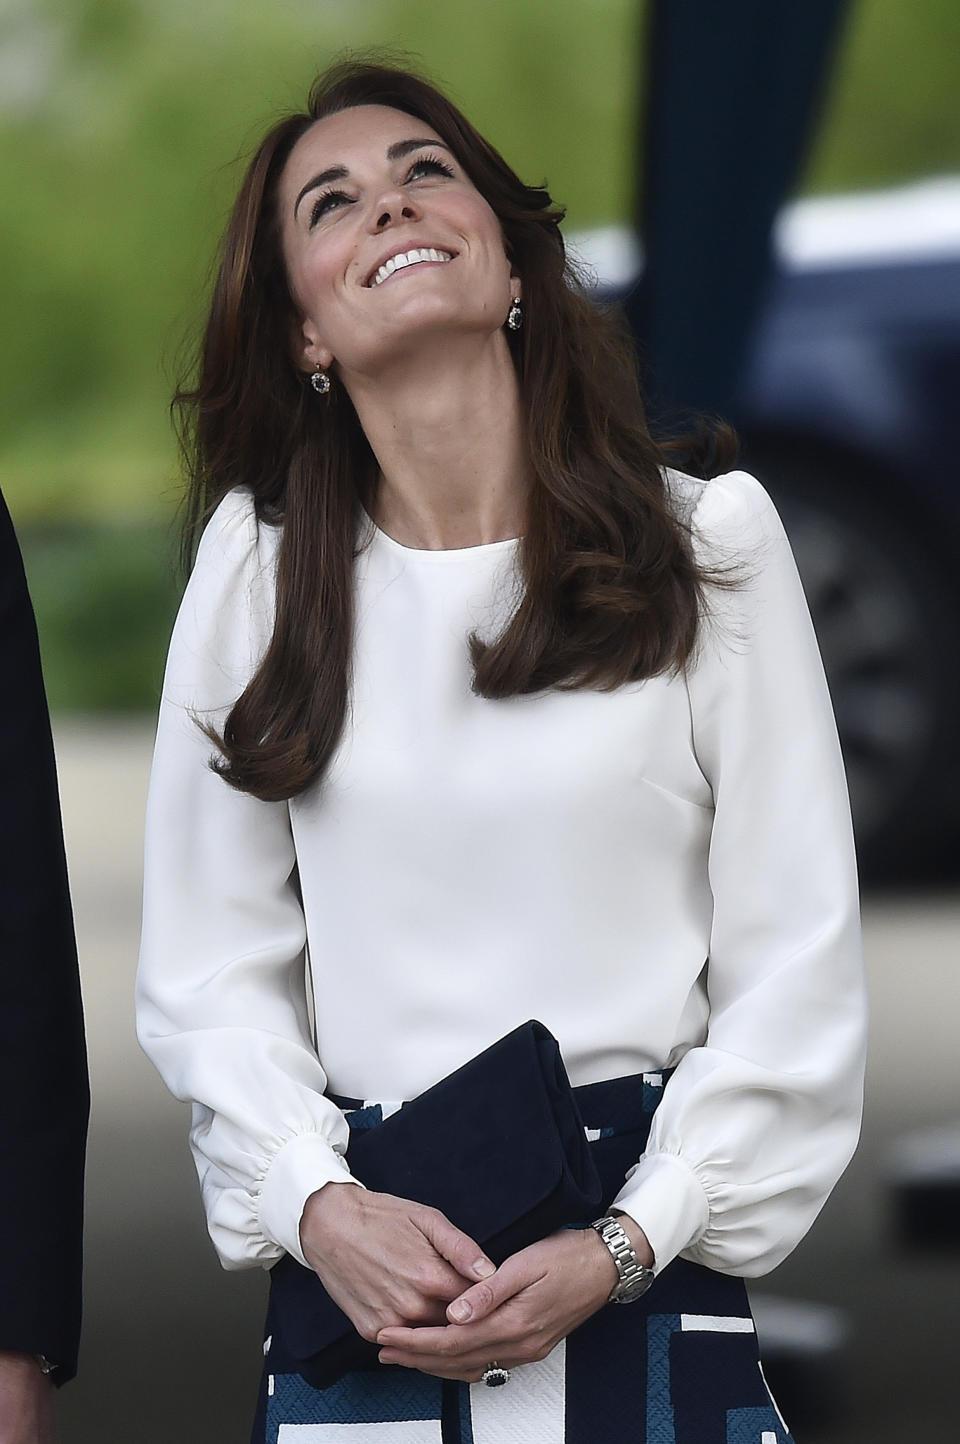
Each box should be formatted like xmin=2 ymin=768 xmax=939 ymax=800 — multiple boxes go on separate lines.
xmin=300 ymin=1184 xmax=641 ymax=1383
xmin=377 ymin=1228 xmax=619 ymax=1381
xmin=299 ymin=1184 xmax=498 ymax=1344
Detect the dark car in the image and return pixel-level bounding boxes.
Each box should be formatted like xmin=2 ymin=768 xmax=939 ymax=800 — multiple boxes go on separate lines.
xmin=574 ymin=179 xmax=960 ymax=876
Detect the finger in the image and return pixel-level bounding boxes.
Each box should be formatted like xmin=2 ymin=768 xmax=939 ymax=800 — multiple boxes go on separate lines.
xmin=377 ymin=1329 xmax=499 ymax=1367
xmin=376 ymin=1321 xmax=500 ymax=1361
xmin=378 ymin=1346 xmax=492 ymax=1380
xmin=377 ymin=1323 xmax=463 ymax=1352
xmin=445 ymin=1251 xmax=537 ymax=1324
xmin=416 ymin=1209 xmax=495 ymax=1283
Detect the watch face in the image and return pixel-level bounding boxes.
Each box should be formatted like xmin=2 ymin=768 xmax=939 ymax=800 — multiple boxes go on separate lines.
xmin=616 ymin=1270 xmax=656 ymax=1304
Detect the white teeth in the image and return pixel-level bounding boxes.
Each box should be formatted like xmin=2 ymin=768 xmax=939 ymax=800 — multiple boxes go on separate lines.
xmin=371 ymin=248 xmax=453 ymax=286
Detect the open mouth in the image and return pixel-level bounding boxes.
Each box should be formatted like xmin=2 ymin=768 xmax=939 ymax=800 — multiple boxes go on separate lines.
xmin=366 ymin=248 xmax=455 ymax=288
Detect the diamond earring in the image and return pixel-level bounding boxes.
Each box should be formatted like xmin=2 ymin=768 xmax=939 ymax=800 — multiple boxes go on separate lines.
xmin=507 ymin=298 xmax=523 ymax=331
xmin=310 ymin=366 xmax=331 ymax=395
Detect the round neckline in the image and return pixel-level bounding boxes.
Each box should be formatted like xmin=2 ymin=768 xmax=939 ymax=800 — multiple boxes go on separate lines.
xmin=361 ymin=509 xmax=522 ymax=560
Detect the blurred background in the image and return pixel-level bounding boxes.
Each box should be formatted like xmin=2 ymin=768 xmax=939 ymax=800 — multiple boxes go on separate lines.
xmin=2 ymin=0 xmax=958 ymax=1438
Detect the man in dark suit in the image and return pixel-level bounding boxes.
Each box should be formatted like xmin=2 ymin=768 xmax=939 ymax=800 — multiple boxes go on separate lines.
xmin=0 ymin=489 xmax=89 ymax=1441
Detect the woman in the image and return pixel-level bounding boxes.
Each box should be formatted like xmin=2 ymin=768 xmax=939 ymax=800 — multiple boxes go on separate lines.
xmin=137 ymin=59 xmax=867 ymax=1443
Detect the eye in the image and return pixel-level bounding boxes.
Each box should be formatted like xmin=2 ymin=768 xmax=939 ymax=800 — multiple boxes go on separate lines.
xmin=405 ymin=154 xmax=455 ymax=183
xmin=309 ymin=189 xmax=353 ymax=227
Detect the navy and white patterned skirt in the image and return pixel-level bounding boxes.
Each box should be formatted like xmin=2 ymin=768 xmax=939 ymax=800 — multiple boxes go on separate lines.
xmin=253 ymin=1071 xmax=794 ymax=1444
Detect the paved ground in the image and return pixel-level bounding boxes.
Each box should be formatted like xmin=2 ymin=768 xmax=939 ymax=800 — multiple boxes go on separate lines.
xmin=50 ymin=720 xmax=958 ymax=1443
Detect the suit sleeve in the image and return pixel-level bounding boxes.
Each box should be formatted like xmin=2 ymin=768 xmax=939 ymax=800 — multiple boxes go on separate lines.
xmin=136 ymin=490 xmax=360 ymax=1273
xmin=611 ymin=471 xmax=867 ymax=1276
xmin=0 ymin=489 xmax=89 ymax=1381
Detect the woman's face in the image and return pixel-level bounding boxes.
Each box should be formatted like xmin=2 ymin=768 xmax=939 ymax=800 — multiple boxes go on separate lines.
xmin=278 ymin=104 xmax=519 ymax=379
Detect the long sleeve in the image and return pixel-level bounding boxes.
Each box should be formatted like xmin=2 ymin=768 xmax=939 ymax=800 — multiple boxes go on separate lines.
xmin=611 ymin=470 xmax=867 ymax=1276
xmin=136 ymin=490 xmax=359 ymax=1271
xmin=0 ymin=489 xmax=88 ymax=1381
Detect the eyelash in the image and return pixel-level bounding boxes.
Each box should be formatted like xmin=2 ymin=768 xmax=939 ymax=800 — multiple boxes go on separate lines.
xmin=308 ymin=153 xmax=456 ymax=227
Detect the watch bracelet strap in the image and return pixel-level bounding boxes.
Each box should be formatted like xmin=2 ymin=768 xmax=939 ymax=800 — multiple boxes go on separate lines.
xmin=590 ymin=1212 xmax=654 ymax=1302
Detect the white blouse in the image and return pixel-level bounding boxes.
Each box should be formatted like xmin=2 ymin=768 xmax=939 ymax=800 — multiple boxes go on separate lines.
xmin=136 ymin=469 xmax=867 ymax=1281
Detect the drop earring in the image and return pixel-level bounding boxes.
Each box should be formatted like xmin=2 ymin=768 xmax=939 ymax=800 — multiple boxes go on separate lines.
xmin=507 ymin=298 xmax=523 ymax=331
xmin=310 ymin=365 xmax=331 ymax=395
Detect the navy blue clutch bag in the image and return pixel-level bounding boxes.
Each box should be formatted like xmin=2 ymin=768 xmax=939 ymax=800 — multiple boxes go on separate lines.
xmin=268 ymin=1020 xmax=604 ymax=1387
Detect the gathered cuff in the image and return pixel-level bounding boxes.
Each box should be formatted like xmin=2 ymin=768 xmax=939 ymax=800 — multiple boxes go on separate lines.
xmin=611 ymin=1150 xmax=710 ymax=1273
xmin=256 ymin=1131 xmax=363 ymax=1267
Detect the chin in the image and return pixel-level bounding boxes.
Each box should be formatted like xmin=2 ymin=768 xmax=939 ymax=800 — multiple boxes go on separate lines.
xmin=355 ymin=308 xmax=506 ymax=372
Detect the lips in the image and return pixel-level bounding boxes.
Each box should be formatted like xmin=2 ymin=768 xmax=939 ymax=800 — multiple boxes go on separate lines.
xmin=365 ymin=246 xmax=456 ymax=288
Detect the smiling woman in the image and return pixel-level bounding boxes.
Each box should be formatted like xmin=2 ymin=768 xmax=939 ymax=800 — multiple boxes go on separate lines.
xmin=278 ymin=104 xmax=520 ymax=400
xmin=170 ymin=59 xmax=724 ymax=801
xmin=138 ymin=58 xmax=867 ymax=1444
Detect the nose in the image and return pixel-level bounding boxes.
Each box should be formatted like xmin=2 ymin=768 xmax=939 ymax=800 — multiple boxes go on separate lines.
xmin=367 ymin=187 xmax=420 ymax=233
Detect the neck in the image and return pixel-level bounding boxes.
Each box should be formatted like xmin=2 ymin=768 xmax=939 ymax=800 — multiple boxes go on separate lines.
xmin=340 ymin=333 xmax=530 ymax=550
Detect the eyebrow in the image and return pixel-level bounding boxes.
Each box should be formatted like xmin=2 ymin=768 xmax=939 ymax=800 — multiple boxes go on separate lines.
xmin=293 ymin=138 xmax=454 ymax=218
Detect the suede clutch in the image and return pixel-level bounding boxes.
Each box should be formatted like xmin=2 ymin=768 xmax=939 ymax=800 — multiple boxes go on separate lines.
xmin=268 ymin=1019 xmax=604 ymax=1388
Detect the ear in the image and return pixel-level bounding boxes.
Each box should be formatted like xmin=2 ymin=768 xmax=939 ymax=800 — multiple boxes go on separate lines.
xmin=292 ymin=313 xmax=334 ymax=375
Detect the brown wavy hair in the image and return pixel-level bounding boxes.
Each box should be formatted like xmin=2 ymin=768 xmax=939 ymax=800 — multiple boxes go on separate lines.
xmin=174 ymin=58 xmax=736 ymax=802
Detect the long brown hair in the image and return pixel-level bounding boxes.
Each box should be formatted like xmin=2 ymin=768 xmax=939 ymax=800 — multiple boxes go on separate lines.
xmin=174 ymin=58 xmax=736 ymax=802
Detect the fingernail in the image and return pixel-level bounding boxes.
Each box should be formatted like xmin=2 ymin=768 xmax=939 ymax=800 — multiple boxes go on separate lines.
xmin=473 ymin=1257 xmax=496 ymax=1279
xmin=449 ymin=1299 xmax=472 ymax=1322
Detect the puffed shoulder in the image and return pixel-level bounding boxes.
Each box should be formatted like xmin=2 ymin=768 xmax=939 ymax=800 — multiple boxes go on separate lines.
xmin=663 ymin=462 xmax=775 ymax=526
xmin=192 ymin=486 xmax=279 ymax=574
xmin=163 ymin=488 xmax=281 ymax=714
xmin=662 ymin=465 xmax=708 ymax=527
xmin=689 ymin=469 xmax=784 ymax=554
xmin=679 ymin=469 xmax=813 ymax=675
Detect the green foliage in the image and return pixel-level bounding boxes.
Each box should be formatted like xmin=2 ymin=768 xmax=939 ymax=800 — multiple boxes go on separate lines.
xmin=20 ymin=519 xmax=181 ymax=711
xmin=0 ymin=0 xmax=639 ymax=523
xmin=805 ymin=0 xmax=960 ymax=192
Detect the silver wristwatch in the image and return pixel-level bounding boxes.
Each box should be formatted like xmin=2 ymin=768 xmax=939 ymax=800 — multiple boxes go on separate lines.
xmin=590 ymin=1213 xmax=656 ymax=1303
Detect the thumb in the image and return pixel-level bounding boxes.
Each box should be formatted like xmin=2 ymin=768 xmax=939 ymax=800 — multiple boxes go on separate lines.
xmin=417 ymin=1208 xmax=496 ymax=1284
xmin=446 ymin=1255 xmax=526 ymax=1324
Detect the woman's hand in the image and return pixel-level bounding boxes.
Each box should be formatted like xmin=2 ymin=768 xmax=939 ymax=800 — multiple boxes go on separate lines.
xmin=299 ymin=1183 xmax=496 ymax=1343
xmin=376 ymin=1219 xmax=653 ymax=1382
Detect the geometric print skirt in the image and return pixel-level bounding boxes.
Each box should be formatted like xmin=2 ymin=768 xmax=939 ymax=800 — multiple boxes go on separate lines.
xmin=252 ymin=1070 xmax=795 ymax=1444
